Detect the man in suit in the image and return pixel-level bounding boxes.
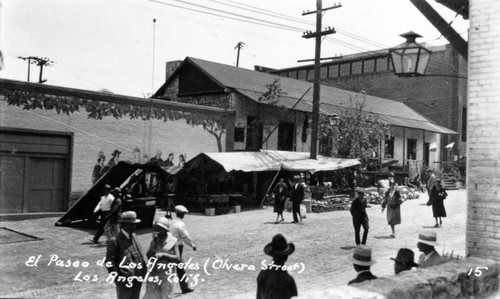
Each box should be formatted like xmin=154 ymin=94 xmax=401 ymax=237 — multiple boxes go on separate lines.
xmin=417 ymin=231 xmax=446 ymax=269
xmin=291 ymin=175 xmax=305 ymax=223
xmin=348 ymin=245 xmax=378 ymax=285
xmin=391 ymin=248 xmax=418 ymax=274
xmin=350 ymin=188 xmax=369 ymax=245
xmin=105 ymin=211 xmax=147 ymax=299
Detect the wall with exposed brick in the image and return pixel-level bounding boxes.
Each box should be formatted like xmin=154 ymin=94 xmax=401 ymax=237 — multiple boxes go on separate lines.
xmin=0 ymin=98 xmax=223 ymax=195
xmin=466 ymin=0 xmax=500 ymax=261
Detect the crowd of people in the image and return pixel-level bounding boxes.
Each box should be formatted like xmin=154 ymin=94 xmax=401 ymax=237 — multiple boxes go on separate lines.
xmin=92 ymin=149 xmax=187 ymax=185
xmin=89 ymin=166 xmax=450 ymax=299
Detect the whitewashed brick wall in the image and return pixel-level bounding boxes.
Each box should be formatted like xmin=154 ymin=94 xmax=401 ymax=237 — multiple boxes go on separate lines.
xmin=466 ymin=0 xmax=500 ymax=260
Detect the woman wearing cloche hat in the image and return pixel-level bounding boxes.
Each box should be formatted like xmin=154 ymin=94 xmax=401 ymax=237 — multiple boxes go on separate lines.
xmin=257 ymin=234 xmax=298 ymax=299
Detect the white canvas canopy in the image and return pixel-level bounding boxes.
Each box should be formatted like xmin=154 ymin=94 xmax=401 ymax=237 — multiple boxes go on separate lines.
xmin=188 ymin=150 xmax=360 ymax=174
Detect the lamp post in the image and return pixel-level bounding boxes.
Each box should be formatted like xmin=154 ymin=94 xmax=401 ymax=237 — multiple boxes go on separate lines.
xmin=389 ymin=31 xmax=432 ymax=77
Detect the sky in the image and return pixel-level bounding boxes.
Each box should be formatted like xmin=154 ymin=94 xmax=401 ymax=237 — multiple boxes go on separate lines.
xmin=0 ymin=0 xmax=469 ymax=97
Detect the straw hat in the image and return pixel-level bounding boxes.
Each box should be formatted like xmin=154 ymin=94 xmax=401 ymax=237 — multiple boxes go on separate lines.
xmin=264 ymin=234 xmax=295 ymax=257
xmin=155 ymin=218 xmax=170 ymax=231
xmin=118 ymin=211 xmax=141 ymax=223
xmin=417 ymin=231 xmax=439 ymax=246
xmin=175 ymin=205 xmax=189 ymax=214
xmin=348 ymin=245 xmax=376 ymax=266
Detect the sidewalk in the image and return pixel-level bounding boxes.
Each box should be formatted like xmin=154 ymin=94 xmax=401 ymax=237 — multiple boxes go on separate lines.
xmin=1 ymin=190 xmax=467 ymax=298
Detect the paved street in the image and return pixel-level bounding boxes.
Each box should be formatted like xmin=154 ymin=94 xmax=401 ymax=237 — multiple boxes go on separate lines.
xmin=1 ymin=189 xmax=467 ymax=298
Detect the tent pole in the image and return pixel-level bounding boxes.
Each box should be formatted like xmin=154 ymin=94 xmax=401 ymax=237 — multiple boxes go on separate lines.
xmin=260 ymin=167 xmax=282 ymax=208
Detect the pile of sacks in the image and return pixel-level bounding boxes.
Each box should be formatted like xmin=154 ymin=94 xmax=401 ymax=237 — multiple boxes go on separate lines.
xmin=362 ymin=187 xmax=383 ymax=204
xmin=311 ymin=195 xmax=351 ymax=213
xmin=398 ymin=186 xmax=421 ymax=200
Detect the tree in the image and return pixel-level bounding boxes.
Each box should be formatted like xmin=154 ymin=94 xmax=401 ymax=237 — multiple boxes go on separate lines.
xmin=318 ymin=91 xmax=390 ymax=166
xmin=247 ymin=79 xmax=289 ymax=150
xmin=4 ymin=88 xmax=231 ymax=151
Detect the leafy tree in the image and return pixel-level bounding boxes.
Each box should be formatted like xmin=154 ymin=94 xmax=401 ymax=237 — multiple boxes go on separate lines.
xmin=4 ymin=88 xmax=231 ymax=151
xmin=318 ymin=91 xmax=390 ymax=166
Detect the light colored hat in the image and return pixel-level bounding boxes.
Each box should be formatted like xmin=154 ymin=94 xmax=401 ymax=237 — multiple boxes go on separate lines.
xmin=264 ymin=234 xmax=295 ymax=257
xmin=175 ymin=205 xmax=189 ymax=214
xmin=356 ymin=187 xmax=365 ymax=194
xmin=155 ymin=218 xmax=170 ymax=231
xmin=348 ymin=245 xmax=376 ymax=266
xmin=118 ymin=211 xmax=141 ymax=223
xmin=417 ymin=231 xmax=439 ymax=246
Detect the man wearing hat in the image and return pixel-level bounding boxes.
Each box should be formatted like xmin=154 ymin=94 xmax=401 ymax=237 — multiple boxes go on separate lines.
xmin=107 ymin=149 xmax=122 ymax=168
xmin=169 ymin=205 xmax=196 ymax=294
xmin=107 ymin=187 xmax=123 ymax=238
xmin=91 ymin=184 xmax=115 ymax=244
xmin=417 ymin=231 xmax=446 ymax=268
xmin=348 ymin=245 xmax=378 ymax=285
xmin=256 ymin=234 xmax=298 ymax=299
xmin=391 ymin=248 xmax=418 ymax=274
xmin=291 ymin=175 xmax=305 ymax=223
xmin=350 ymin=188 xmax=369 ymax=245
xmin=105 ymin=211 xmax=147 ymax=299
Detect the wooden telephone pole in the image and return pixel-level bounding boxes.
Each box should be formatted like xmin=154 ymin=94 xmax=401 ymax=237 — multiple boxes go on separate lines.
xmin=17 ymin=56 xmax=54 ymax=83
xmin=235 ymin=41 xmax=245 ymax=67
xmin=302 ymin=1 xmax=341 ymax=159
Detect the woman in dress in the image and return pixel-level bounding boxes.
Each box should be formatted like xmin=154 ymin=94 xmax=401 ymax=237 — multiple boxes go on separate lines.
xmin=92 ymin=152 xmax=105 ymax=185
xmin=273 ymin=178 xmax=288 ymax=224
xmin=427 ymin=179 xmax=447 ymax=227
xmin=381 ymin=181 xmax=403 ymax=238
xmin=144 ymin=218 xmax=180 ymax=299
xmin=178 ymin=154 xmax=186 ymax=167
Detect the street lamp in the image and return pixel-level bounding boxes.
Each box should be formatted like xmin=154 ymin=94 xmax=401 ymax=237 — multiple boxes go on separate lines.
xmin=389 ymin=31 xmax=432 ymax=77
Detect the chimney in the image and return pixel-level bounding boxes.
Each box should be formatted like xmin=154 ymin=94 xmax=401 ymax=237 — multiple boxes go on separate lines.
xmin=166 ymin=60 xmax=182 ymax=81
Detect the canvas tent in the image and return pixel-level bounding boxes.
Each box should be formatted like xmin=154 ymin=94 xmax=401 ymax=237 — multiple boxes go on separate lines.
xmin=180 ymin=150 xmax=360 ymax=174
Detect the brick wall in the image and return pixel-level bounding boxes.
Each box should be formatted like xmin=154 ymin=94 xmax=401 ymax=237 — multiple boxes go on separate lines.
xmin=466 ymin=0 xmax=500 ymax=260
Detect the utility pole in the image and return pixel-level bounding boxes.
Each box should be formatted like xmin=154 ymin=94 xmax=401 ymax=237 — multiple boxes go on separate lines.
xmin=18 ymin=56 xmax=54 ymax=83
xmin=302 ymin=1 xmax=341 ymax=159
xmin=234 ymin=41 xmax=245 ymax=67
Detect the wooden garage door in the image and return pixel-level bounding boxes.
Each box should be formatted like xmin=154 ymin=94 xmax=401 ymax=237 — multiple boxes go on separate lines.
xmin=0 ymin=130 xmax=71 ymax=213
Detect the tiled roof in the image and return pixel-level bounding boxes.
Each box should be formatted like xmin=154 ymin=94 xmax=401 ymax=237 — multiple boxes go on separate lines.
xmin=186 ymin=57 xmax=457 ymax=134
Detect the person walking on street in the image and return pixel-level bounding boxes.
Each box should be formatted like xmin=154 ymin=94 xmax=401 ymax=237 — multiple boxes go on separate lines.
xmin=427 ymin=179 xmax=448 ymax=227
xmin=273 ymin=178 xmax=288 ymax=224
xmin=256 ymin=234 xmax=298 ymax=299
xmin=350 ymin=188 xmax=369 ymax=245
xmin=291 ymin=175 xmax=304 ymax=223
xmin=347 ymin=245 xmax=377 ymax=285
xmin=107 ymin=187 xmax=123 ymax=238
xmin=381 ymin=181 xmax=403 ymax=238
xmin=417 ymin=231 xmax=446 ymax=269
xmin=143 ymin=218 xmax=180 ymax=299
xmin=91 ymin=184 xmax=115 ymax=244
xmin=391 ymin=248 xmax=418 ymax=274
xmin=105 ymin=211 xmax=147 ymax=299
xmin=169 ymin=205 xmax=196 ymax=294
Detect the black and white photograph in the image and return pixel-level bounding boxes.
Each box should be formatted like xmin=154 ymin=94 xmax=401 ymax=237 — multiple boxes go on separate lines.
xmin=1 ymin=0 xmax=499 ymax=298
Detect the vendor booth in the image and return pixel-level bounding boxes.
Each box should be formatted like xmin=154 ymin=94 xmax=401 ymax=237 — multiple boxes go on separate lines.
xmin=172 ymin=150 xmax=360 ymax=213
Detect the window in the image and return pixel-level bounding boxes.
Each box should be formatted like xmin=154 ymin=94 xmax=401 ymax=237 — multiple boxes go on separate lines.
xmin=352 ymin=61 xmax=362 ymax=75
xmin=363 ymin=59 xmax=374 ymax=73
xmin=384 ymin=135 xmax=394 ymax=158
xmin=407 ymin=138 xmax=417 ymax=160
xmin=321 ymin=66 xmax=328 ymax=79
xmin=376 ymin=57 xmax=389 ymax=72
xmin=461 ymin=106 xmax=467 ymax=142
xmin=234 ymin=127 xmax=245 ymax=142
xmin=307 ymin=69 xmax=314 ymax=80
xmin=328 ymin=65 xmax=339 ymax=77
xmin=278 ymin=122 xmax=295 ymax=151
xmin=340 ymin=63 xmax=351 ymax=76
xmin=298 ymin=69 xmax=307 ymax=80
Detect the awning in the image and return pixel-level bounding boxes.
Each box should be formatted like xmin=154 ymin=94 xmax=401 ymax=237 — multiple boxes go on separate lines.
xmin=445 ymin=142 xmax=455 ymax=149
xmin=182 ymin=150 xmax=360 ymax=174
xmin=429 ymin=142 xmax=437 ymax=150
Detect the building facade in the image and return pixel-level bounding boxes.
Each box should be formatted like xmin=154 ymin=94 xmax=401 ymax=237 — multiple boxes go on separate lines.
xmin=155 ymin=57 xmax=454 ymax=173
xmin=263 ymin=44 xmax=467 ymax=171
xmin=0 ymin=79 xmax=232 ymax=213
